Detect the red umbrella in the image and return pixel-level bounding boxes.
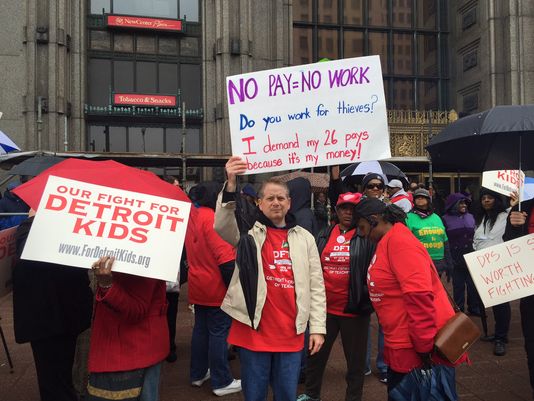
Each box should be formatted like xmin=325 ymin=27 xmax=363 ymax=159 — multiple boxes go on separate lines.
xmin=13 ymin=158 xmax=190 ymax=210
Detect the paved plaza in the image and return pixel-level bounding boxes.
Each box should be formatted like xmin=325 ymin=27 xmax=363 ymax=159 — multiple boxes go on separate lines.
xmin=1 ymin=284 xmax=532 ymax=401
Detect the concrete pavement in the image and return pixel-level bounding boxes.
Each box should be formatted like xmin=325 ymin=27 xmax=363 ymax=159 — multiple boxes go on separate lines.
xmin=1 ymin=284 xmax=532 ymax=401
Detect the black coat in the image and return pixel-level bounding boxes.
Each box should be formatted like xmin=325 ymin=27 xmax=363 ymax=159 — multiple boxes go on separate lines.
xmin=503 ymin=198 xmax=534 ymax=242
xmin=12 ymin=218 xmax=93 ymax=343
xmin=316 ymin=225 xmax=375 ymax=315
xmin=287 ymin=177 xmax=318 ymax=236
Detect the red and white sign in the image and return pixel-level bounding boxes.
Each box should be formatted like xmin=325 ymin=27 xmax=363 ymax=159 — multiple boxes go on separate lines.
xmin=22 ymin=176 xmax=191 ymax=282
xmin=464 ymin=234 xmax=534 ymax=307
xmin=113 ymin=93 xmax=177 ymax=107
xmin=482 ymin=170 xmax=525 ymax=199
xmin=106 ymin=15 xmax=183 ymax=32
xmin=0 ymin=226 xmax=17 ymax=298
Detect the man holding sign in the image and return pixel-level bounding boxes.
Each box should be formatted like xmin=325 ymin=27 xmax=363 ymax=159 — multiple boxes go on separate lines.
xmin=504 ymin=197 xmax=534 ymax=396
xmin=214 ymin=156 xmax=326 ymax=401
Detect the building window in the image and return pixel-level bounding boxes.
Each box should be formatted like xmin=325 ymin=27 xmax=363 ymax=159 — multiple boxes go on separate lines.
xmin=114 ymin=0 xmax=178 ymax=19
xmin=87 ymin=125 xmax=200 ymax=153
xmin=89 ymin=0 xmax=199 ymax=21
xmin=293 ymin=0 xmax=449 ymax=110
xmin=88 ymin=59 xmax=199 ymax=102
xmin=88 ymin=59 xmax=111 ymax=106
xmin=179 ymin=0 xmax=199 ymax=21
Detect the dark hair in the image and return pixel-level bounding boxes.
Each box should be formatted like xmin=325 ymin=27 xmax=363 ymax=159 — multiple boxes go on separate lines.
xmin=355 ymin=198 xmax=406 ymax=224
xmin=475 ymin=192 xmax=507 ymax=231
xmin=162 ymin=175 xmax=178 ymax=185
xmin=382 ymin=204 xmax=407 ymax=224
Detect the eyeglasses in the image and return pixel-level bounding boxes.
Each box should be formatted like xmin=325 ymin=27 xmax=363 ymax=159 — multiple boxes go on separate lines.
xmin=366 ymin=183 xmax=384 ymax=190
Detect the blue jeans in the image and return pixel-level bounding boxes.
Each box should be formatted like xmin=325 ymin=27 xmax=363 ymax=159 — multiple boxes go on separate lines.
xmin=365 ymin=324 xmax=387 ymax=373
xmin=140 ymin=363 xmax=161 ymax=401
xmin=239 ymin=347 xmax=302 ymax=401
xmin=190 ymin=305 xmax=233 ymax=390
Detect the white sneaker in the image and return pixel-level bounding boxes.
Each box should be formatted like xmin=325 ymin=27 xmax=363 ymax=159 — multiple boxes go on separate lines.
xmin=213 ymin=379 xmax=242 ymax=396
xmin=191 ymin=369 xmax=210 ymax=387
xmin=364 ymin=368 xmax=372 ymax=376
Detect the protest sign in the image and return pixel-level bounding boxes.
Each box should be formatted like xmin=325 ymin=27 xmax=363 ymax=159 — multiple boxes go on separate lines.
xmin=464 ymin=233 xmax=534 ymax=307
xmin=226 ymin=55 xmax=390 ymax=174
xmin=22 ymin=176 xmax=191 ymax=282
xmin=0 ymin=226 xmax=18 ymax=297
xmin=482 ymin=170 xmax=524 ymax=198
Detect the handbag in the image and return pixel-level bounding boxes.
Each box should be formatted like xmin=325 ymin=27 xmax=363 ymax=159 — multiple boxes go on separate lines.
xmin=433 ymin=274 xmax=481 ymax=364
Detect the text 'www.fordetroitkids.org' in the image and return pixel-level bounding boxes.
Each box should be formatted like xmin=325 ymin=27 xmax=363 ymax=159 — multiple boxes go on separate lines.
xmin=58 ymin=243 xmax=151 ymax=268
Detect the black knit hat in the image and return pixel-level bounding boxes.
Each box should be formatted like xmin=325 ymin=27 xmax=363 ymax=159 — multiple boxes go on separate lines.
xmin=354 ymin=197 xmax=386 ymax=217
xmin=361 ymin=173 xmax=385 ymax=188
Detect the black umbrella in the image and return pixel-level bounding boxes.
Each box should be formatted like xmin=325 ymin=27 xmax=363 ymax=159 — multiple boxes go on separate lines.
xmin=340 ymin=160 xmax=408 ymax=186
xmin=234 ymin=181 xmax=259 ymax=329
xmin=426 ymin=105 xmax=534 ymax=172
xmin=9 ymin=156 xmax=65 ymax=177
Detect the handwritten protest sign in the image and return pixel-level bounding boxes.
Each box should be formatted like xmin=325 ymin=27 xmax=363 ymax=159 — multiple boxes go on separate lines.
xmin=22 ymin=176 xmax=191 ymax=282
xmin=482 ymin=170 xmax=524 ymax=198
xmin=226 ymin=56 xmax=390 ymax=174
xmin=464 ymin=233 xmax=534 ymax=307
xmin=0 ymin=227 xmax=17 ymax=297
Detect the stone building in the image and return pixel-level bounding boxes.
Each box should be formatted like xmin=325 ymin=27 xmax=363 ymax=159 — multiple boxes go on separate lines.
xmin=0 ymin=0 xmax=532 ymax=189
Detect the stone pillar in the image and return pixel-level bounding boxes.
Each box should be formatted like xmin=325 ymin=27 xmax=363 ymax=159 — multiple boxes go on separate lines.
xmin=450 ymin=0 xmax=534 ymax=113
xmin=14 ymin=0 xmax=85 ymax=152
xmin=202 ymin=0 xmax=292 ymax=156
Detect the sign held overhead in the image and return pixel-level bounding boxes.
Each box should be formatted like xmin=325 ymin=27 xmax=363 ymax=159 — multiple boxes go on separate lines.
xmin=226 ymin=56 xmax=391 ymax=174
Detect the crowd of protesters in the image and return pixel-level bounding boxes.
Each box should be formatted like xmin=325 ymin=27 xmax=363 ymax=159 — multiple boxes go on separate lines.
xmin=7 ymin=156 xmax=534 ymax=401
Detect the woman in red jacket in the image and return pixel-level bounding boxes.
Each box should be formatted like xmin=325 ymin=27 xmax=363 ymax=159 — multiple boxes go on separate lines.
xmin=354 ymin=198 xmax=467 ymax=399
xmin=186 ymin=181 xmax=241 ymax=397
xmin=87 ymin=256 xmax=169 ymax=401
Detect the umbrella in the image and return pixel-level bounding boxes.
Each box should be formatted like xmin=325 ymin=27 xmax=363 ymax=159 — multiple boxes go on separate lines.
xmin=271 ymin=171 xmax=329 ymax=192
xmin=524 ymin=177 xmax=534 ymax=201
xmin=9 ymin=156 xmax=65 ymax=177
xmin=13 ymin=158 xmax=190 ymax=211
xmin=0 ymin=130 xmax=20 ymax=154
xmin=426 ymin=104 xmax=534 ymax=171
xmin=340 ymin=160 xmax=408 ymax=186
xmin=388 ymin=365 xmax=457 ymax=401
xmin=235 ymin=181 xmax=259 ymax=329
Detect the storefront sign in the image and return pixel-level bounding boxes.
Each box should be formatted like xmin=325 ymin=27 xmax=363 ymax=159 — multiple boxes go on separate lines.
xmin=226 ymin=55 xmax=390 ymax=174
xmin=106 ymin=14 xmax=183 ymax=32
xmin=22 ymin=176 xmax=191 ymax=282
xmin=113 ymin=93 xmax=177 ymax=107
xmin=464 ymin=233 xmax=534 ymax=307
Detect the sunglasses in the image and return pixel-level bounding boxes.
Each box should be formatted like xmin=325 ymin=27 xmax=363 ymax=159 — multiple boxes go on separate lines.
xmin=366 ymin=183 xmax=384 ymax=190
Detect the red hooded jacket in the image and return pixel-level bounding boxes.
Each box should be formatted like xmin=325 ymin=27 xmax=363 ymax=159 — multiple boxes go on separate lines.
xmin=186 ymin=206 xmax=236 ymax=306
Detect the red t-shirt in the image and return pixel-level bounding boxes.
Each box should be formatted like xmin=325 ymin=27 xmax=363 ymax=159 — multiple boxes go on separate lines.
xmin=321 ymin=225 xmax=356 ymax=317
xmin=228 ymin=227 xmax=304 ymax=352
xmin=367 ymin=223 xmax=464 ymax=372
xmin=186 ymin=207 xmax=236 ymax=306
xmin=529 ymin=211 xmax=534 ymax=234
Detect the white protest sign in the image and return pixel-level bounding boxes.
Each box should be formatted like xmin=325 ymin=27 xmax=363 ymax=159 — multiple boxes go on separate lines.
xmin=464 ymin=233 xmax=534 ymax=307
xmin=226 ymin=55 xmax=390 ymax=174
xmin=0 ymin=226 xmax=18 ymax=297
xmin=482 ymin=170 xmax=524 ymax=198
xmin=22 ymin=176 xmax=191 ymax=282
